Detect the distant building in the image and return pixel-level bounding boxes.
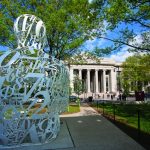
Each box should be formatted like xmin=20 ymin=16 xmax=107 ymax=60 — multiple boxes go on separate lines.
xmin=69 ymin=56 xmax=122 ymax=98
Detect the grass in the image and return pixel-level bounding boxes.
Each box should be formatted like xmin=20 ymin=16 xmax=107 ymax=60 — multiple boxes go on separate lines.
xmin=91 ymin=102 xmax=150 ymax=134
xmin=24 ymin=103 xmax=80 ymax=116
xmin=1 ymin=102 xmax=80 ymax=119
xmin=61 ymin=103 xmax=80 ymax=114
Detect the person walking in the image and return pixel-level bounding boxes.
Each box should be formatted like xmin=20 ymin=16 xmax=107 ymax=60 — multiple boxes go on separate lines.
xmin=111 ymin=95 xmax=113 ymax=100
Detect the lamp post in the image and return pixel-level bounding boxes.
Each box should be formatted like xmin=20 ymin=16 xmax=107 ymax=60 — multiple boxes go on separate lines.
xmin=117 ymin=66 xmax=121 ymax=100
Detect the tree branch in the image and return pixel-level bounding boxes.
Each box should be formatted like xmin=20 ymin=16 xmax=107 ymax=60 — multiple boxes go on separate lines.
xmin=98 ymin=36 xmax=150 ymax=52
xmin=126 ymin=18 xmax=150 ymax=28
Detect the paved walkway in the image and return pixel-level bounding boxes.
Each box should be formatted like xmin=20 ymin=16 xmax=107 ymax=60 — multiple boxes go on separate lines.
xmin=59 ymin=103 xmax=145 ymax=150
xmin=2 ymin=103 xmax=146 ymax=150
xmin=60 ymin=115 xmax=145 ymax=150
xmin=60 ymin=103 xmax=98 ymax=117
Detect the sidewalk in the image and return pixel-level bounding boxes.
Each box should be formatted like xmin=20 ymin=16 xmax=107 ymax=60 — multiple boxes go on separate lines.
xmin=2 ymin=103 xmax=145 ymax=150
xmin=60 ymin=103 xmax=98 ymax=117
xmin=59 ymin=103 xmax=145 ymax=150
xmin=60 ymin=115 xmax=145 ymax=150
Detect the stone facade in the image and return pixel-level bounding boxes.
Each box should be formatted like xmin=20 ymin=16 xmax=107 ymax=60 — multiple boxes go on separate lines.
xmin=69 ymin=57 xmax=122 ymax=98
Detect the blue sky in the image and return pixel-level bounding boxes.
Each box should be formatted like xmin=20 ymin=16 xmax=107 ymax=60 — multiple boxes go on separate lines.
xmin=0 ymin=25 xmax=142 ymax=63
xmin=82 ymin=37 xmax=134 ymax=62
xmin=82 ymin=20 xmax=147 ymax=62
xmin=0 ymin=45 xmax=8 ymax=51
xmin=0 ymin=1 xmax=148 ymax=63
xmin=85 ymin=1 xmax=149 ymax=62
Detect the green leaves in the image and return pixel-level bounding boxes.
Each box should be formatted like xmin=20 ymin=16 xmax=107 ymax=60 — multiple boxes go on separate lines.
xmin=105 ymin=0 xmax=131 ymax=29
xmin=105 ymin=0 xmax=150 ymax=29
xmin=121 ymin=54 xmax=150 ymax=92
xmin=73 ymin=75 xmax=84 ymax=96
xmin=0 ymin=0 xmax=103 ymax=59
xmin=1 ymin=0 xmax=149 ymax=59
xmin=96 ymin=0 xmax=150 ymax=53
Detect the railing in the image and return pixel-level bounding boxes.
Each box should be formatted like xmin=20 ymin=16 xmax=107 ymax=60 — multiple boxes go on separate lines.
xmin=93 ymin=100 xmax=150 ymax=141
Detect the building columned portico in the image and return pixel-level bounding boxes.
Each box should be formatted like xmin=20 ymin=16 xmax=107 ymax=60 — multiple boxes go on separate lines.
xmin=69 ymin=58 xmax=121 ymax=98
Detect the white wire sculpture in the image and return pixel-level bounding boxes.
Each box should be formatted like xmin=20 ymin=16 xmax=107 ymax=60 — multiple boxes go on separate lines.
xmin=0 ymin=14 xmax=69 ymax=146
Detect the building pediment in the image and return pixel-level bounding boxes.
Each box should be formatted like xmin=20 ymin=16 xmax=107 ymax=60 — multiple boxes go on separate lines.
xmin=66 ymin=53 xmax=118 ymax=65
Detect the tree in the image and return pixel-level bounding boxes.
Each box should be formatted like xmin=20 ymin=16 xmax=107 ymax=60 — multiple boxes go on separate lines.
xmin=73 ymin=75 xmax=84 ymax=97
xmin=121 ymin=54 xmax=150 ymax=94
xmin=92 ymin=0 xmax=150 ymax=54
xmin=66 ymin=51 xmax=102 ymax=65
xmin=0 ymin=51 xmax=4 ymax=56
xmin=0 ymin=0 xmax=103 ymax=60
xmin=1 ymin=0 xmax=149 ymax=58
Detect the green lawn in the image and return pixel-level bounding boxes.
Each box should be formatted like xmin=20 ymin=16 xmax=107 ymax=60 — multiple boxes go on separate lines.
xmin=1 ymin=102 xmax=80 ymax=119
xmin=62 ymin=104 xmax=80 ymax=114
xmin=91 ymin=102 xmax=150 ymax=134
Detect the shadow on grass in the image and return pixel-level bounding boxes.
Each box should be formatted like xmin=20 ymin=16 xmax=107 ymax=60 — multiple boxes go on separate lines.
xmin=104 ymin=114 xmax=150 ymax=150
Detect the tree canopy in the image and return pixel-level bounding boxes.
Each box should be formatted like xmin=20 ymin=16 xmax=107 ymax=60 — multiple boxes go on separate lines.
xmin=121 ymin=54 xmax=150 ymax=94
xmin=93 ymin=0 xmax=150 ymax=55
xmin=73 ymin=75 xmax=84 ymax=97
xmin=0 ymin=0 xmax=103 ymax=59
xmin=0 ymin=0 xmax=149 ymax=60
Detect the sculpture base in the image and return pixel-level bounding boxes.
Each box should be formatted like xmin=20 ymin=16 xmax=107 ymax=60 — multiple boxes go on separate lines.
xmin=0 ymin=119 xmax=73 ymax=150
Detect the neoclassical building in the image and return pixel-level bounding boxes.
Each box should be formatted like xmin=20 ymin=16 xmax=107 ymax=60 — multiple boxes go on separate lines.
xmin=69 ymin=57 xmax=122 ymax=98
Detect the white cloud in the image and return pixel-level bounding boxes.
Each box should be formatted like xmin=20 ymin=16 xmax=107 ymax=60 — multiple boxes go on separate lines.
xmin=83 ymin=39 xmax=95 ymax=50
xmin=83 ymin=38 xmax=106 ymax=51
xmin=109 ymin=46 xmax=134 ymax=62
xmin=129 ymin=34 xmax=143 ymax=45
xmin=108 ymin=33 xmax=146 ymax=62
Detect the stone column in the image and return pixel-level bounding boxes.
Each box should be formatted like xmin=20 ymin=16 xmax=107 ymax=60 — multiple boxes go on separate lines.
xmin=110 ymin=70 xmax=112 ymax=92
xmin=79 ymin=69 xmax=82 ymax=80
xmin=95 ymin=69 xmax=99 ymax=93
xmin=111 ymin=69 xmax=116 ymax=92
xmin=70 ymin=68 xmax=74 ymax=93
xmin=103 ymin=69 xmax=106 ymax=93
xmin=87 ymin=69 xmax=91 ymax=93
